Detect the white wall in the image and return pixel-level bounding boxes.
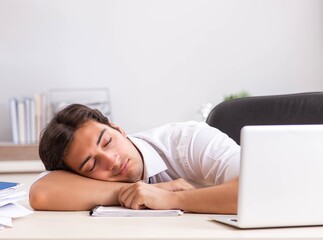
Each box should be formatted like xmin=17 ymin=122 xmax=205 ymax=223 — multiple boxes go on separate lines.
xmin=1 ymin=0 xmax=323 ymax=141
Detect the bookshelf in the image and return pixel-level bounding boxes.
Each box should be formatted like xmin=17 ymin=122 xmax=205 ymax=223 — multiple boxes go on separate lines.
xmin=8 ymin=88 xmax=112 ymax=144
xmin=9 ymin=94 xmax=48 ymax=144
xmin=5 ymin=88 xmax=112 ymax=173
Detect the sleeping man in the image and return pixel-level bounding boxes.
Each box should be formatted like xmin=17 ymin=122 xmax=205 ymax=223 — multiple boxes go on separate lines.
xmin=29 ymin=104 xmax=240 ymax=214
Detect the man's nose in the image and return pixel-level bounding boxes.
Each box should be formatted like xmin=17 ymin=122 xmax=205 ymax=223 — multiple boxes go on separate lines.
xmin=98 ymin=151 xmax=120 ymax=170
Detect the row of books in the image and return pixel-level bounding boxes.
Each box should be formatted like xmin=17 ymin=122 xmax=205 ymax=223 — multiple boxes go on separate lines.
xmin=9 ymin=94 xmax=49 ymax=144
xmin=9 ymin=89 xmax=112 ymax=144
xmin=0 ymin=181 xmax=33 ymax=229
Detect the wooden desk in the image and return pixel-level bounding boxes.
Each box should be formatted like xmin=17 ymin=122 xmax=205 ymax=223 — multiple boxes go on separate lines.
xmin=1 ymin=210 xmax=323 ymax=239
xmin=1 ymin=174 xmax=323 ymax=239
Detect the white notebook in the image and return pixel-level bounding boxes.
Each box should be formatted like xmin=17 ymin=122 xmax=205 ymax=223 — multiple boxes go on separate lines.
xmin=90 ymin=206 xmax=183 ymax=217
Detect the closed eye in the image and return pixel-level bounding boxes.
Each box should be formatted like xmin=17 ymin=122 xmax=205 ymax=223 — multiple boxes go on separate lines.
xmin=103 ymin=138 xmax=112 ymax=148
xmin=88 ymin=159 xmax=96 ymax=172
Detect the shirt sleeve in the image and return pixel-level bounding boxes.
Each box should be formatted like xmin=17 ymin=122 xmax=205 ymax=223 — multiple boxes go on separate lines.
xmin=34 ymin=171 xmax=50 ymax=182
xmin=182 ymin=122 xmax=240 ymax=186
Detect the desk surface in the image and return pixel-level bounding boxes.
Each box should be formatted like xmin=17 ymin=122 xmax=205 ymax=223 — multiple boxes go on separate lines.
xmin=2 ymin=210 xmax=323 ymax=240
xmin=1 ymin=174 xmax=323 ymax=239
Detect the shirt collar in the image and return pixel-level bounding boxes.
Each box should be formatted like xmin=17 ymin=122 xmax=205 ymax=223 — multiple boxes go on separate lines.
xmin=128 ymin=136 xmax=167 ymax=183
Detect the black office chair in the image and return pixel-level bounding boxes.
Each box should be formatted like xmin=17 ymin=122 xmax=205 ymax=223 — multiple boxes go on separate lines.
xmin=206 ymin=92 xmax=323 ymax=145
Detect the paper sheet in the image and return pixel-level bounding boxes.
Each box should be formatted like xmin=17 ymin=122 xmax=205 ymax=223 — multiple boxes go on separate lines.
xmin=0 ymin=191 xmax=27 ymax=207
xmin=0 ymin=216 xmax=13 ymax=228
xmin=0 ymin=203 xmax=33 ymax=218
xmin=0 ymin=181 xmax=32 ymax=230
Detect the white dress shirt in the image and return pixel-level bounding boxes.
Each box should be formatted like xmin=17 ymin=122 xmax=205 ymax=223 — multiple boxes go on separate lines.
xmin=129 ymin=121 xmax=240 ymax=188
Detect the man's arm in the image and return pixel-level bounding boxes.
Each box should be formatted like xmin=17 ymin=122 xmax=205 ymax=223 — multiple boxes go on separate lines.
xmin=118 ymin=177 xmax=238 ymax=214
xmin=29 ymin=170 xmax=128 ymax=211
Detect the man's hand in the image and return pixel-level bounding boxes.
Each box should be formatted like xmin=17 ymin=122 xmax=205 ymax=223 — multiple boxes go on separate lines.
xmin=153 ymin=178 xmax=195 ymax=192
xmin=118 ymin=177 xmax=239 ymax=214
xmin=118 ymin=182 xmax=180 ymax=210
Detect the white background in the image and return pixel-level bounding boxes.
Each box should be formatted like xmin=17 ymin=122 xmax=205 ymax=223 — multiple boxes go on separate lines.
xmin=0 ymin=0 xmax=323 ymax=141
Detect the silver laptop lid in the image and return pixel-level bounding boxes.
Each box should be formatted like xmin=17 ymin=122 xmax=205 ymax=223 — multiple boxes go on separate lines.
xmin=237 ymin=125 xmax=323 ymax=228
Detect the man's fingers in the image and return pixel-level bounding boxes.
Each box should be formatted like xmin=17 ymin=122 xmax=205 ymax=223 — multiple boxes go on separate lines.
xmin=118 ymin=182 xmax=147 ymax=208
xmin=118 ymin=184 xmax=135 ymax=207
xmin=130 ymin=194 xmax=146 ymax=210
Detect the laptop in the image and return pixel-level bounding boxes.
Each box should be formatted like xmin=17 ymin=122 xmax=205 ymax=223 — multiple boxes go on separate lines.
xmin=212 ymin=124 xmax=323 ymax=228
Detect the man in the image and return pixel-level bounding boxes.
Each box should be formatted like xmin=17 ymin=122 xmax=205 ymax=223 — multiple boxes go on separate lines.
xmin=30 ymin=104 xmax=240 ymax=214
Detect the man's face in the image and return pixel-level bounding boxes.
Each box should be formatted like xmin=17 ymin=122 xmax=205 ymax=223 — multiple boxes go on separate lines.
xmin=64 ymin=120 xmax=144 ymax=183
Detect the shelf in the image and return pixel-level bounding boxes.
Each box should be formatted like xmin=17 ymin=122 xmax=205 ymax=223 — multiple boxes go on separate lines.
xmin=0 ymin=143 xmax=40 ymax=161
xmin=0 ymin=143 xmax=44 ymax=173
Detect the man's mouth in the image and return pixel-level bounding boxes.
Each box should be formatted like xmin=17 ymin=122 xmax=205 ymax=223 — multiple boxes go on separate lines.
xmin=117 ymin=159 xmax=129 ymax=175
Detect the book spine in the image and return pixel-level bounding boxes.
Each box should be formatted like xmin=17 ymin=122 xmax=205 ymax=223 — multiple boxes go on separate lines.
xmin=30 ymin=98 xmax=36 ymax=143
xmin=40 ymin=93 xmax=48 ymax=132
xmin=17 ymin=100 xmax=26 ymax=144
xmin=34 ymin=94 xmax=42 ymax=142
xmin=9 ymin=98 xmax=19 ymax=144
xmin=24 ymin=98 xmax=31 ymax=143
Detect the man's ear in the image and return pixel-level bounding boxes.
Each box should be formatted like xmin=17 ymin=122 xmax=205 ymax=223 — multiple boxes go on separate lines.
xmin=108 ymin=121 xmax=127 ymax=136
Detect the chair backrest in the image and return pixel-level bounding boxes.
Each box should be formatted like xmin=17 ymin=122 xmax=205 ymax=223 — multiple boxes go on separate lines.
xmin=206 ymin=92 xmax=323 ymax=145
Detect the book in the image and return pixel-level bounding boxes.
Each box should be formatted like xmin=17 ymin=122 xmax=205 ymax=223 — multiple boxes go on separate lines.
xmin=23 ymin=97 xmax=31 ymax=143
xmin=17 ymin=100 xmax=26 ymax=143
xmin=9 ymin=98 xmax=19 ymax=143
xmin=9 ymin=93 xmax=48 ymax=144
xmin=29 ymin=98 xmax=36 ymax=143
xmin=34 ymin=93 xmax=42 ymax=142
xmin=0 ymin=182 xmax=22 ymax=200
xmin=0 ymin=181 xmax=19 ymax=191
xmin=90 ymin=206 xmax=184 ymax=217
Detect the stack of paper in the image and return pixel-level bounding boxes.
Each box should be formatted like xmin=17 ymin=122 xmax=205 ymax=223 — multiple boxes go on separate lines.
xmin=0 ymin=181 xmax=33 ymax=230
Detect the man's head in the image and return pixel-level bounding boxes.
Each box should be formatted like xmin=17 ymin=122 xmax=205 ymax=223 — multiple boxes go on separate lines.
xmin=39 ymin=104 xmax=144 ymax=182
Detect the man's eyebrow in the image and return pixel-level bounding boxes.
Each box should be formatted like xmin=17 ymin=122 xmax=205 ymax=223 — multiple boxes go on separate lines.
xmin=78 ymin=128 xmax=107 ymax=171
xmin=96 ymin=129 xmax=106 ymax=145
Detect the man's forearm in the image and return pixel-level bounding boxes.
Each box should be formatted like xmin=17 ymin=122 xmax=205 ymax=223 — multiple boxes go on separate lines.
xmin=29 ymin=170 xmax=128 ymax=211
xmin=172 ymin=177 xmax=239 ymax=214
xmin=118 ymin=177 xmax=238 ymax=214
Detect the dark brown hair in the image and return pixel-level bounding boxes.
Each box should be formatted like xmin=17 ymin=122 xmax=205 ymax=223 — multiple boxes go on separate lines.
xmin=39 ymin=104 xmax=114 ymax=171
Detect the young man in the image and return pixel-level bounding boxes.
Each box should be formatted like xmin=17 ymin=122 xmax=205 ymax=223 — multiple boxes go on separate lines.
xmin=30 ymin=104 xmax=240 ymax=214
